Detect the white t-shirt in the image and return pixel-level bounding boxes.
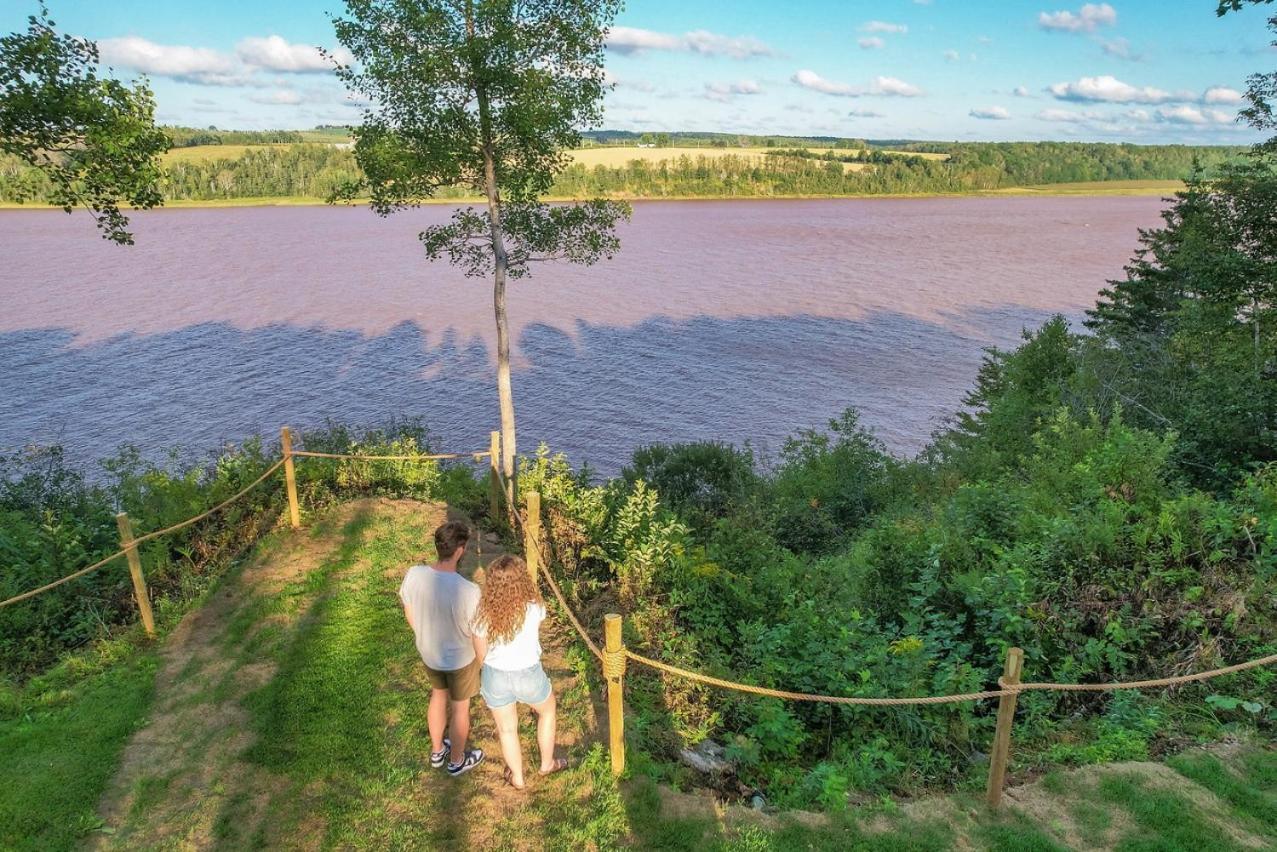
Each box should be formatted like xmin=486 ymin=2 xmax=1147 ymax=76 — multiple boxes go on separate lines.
xmin=399 ymin=565 xmax=481 ymax=671
xmin=476 ymin=602 xmax=546 ymax=671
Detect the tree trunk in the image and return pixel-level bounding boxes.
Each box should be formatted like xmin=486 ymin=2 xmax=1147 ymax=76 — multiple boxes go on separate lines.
xmin=468 ymin=4 xmax=517 ymax=512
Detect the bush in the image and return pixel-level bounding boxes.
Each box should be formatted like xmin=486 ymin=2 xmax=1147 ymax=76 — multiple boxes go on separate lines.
xmin=623 ymin=441 xmax=757 ymax=532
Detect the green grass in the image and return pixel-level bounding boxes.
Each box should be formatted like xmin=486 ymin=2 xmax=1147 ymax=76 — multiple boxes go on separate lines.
xmin=0 ymin=652 xmax=158 ymax=850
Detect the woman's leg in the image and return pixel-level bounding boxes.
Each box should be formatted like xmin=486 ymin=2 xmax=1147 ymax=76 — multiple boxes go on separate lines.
xmin=489 ymin=702 xmax=525 ymax=786
xmin=530 ymin=688 xmax=559 ymax=773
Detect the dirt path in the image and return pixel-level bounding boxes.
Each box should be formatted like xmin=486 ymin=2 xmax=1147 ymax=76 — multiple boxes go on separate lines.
xmin=91 ymin=498 xmax=601 ymax=850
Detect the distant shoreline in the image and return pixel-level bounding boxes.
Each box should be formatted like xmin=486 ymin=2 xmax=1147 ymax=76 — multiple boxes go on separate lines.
xmin=0 ymin=180 xmax=1183 ymax=212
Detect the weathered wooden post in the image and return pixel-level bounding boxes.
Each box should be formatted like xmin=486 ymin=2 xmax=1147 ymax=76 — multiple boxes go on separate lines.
xmin=488 ymin=430 xmax=501 ymax=523
xmin=281 ymin=426 xmax=300 ymax=530
xmin=604 ymin=613 xmax=626 ymax=776
xmin=523 ymin=490 xmax=542 ymax=581
xmin=115 ymin=512 xmax=155 ymax=637
xmin=986 ymin=646 xmax=1024 ymax=808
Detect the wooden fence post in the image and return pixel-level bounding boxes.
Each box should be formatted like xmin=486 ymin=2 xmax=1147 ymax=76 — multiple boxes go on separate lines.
xmin=986 ymin=646 xmax=1024 ymax=809
xmin=488 ymin=430 xmax=501 ymax=524
xmin=281 ymin=426 xmax=300 ymax=530
xmin=605 ymin=613 xmax=626 ymax=776
xmin=115 ymin=512 xmax=155 ymax=637
xmin=523 ymin=490 xmax=542 ymax=581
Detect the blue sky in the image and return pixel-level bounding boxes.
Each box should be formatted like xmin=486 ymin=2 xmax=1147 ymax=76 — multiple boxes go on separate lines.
xmin=3 ymin=0 xmax=1273 ymax=142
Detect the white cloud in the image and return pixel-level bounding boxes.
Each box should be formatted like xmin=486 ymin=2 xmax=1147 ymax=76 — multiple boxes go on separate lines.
xmin=97 ymin=36 xmax=241 ymax=84
xmin=792 ymin=70 xmax=922 ymax=97
xmin=873 ymin=76 xmax=923 ymax=97
xmin=1035 ymin=107 xmax=1113 ymax=122
xmin=1048 ymin=75 xmax=1174 ymax=104
xmin=603 ymin=70 xmax=655 ymax=92
xmin=248 ymin=89 xmax=305 ymax=105
xmin=606 ymin=27 xmax=774 ymax=59
xmin=704 ymin=79 xmax=762 ymax=101
xmin=970 ymin=106 xmax=1011 ymax=120
xmin=1100 ymin=37 xmax=1138 ymax=60
xmin=1155 ymin=105 xmax=1235 ymax=125
xmin=236 ymin=35 xmax=352 ymax=73
xmin=1038 ymin=3 xmax=1117 ymax=33
xmin=848 ymin=108 xmax=885 ymax=117
xmin=860 ymin=21 xmax=908 ymax=34
xmin=943 ymin=49 xmax=960 ymax=62
xmin=1013 ymin=85 xmax=1032 ymax=97
xmin=858 ymin=37 xmax=885 ymax=49
xmin=1203 ymin=86 xmax=1243 ymax=105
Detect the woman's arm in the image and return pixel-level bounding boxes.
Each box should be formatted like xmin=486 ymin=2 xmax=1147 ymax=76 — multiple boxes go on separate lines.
xmin=473 ymin=632 xmax=489 ymax=667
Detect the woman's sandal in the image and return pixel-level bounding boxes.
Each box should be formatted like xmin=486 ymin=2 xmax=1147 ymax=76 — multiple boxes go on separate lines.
xmin=538 ymin=757 xmax=569 ymax=776
xmin=503 ymin=766 xmax=527 ymax=791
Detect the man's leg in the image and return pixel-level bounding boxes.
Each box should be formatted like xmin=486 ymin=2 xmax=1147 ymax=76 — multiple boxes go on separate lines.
xmin=448 ymin=698 xmax=470 ymax=765
xmin=428 ymin=687 xmax=449 ymax=754
xmin=489 ymin=702 xmax=525 ymax=787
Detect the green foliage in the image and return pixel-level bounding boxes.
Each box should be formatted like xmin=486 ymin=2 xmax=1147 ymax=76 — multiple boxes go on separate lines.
xmin=769 ymin=409 xmax=896 ymax=554
xmin=623 ymin=441 xmax=758 ymax=533
xmin=330 ymin=0 xmax=631 ymax=276
xmin=0 ymin=420 xmax=485 ymax=679
xmin=0 ymin=4 xmax=168 ymax=243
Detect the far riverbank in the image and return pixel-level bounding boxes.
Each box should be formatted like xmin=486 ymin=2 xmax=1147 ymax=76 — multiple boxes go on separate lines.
xmin=0 ymin=180 xmax=1184 ymax=211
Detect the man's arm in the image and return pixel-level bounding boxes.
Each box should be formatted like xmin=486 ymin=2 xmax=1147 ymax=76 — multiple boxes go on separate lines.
xmin=403 ymin=601 xmax=413 ymax=630
xmin=472 ymin=632 xmax=488 ymax=668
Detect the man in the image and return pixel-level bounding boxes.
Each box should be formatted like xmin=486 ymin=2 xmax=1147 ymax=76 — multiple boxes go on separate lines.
xmin=399 ymin=520 xmax=485 ymax=776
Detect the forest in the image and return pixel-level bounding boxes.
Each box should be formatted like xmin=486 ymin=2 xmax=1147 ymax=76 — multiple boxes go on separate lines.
xmin=0 ymin=139 xmax=1249 ymax=204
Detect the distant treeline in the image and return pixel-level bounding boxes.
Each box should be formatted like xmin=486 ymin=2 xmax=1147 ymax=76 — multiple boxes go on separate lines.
xmin=582 ymin=129 xmax=870 ymax=148
xmin=164 ymin=126 xmax=306 ymax=147
xmin=0 ymin=141 xmax=1249 ymax=203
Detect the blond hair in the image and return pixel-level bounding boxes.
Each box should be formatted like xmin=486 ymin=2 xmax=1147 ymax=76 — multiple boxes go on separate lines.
xmin=474 ymin=555 xmax=543 ymax=644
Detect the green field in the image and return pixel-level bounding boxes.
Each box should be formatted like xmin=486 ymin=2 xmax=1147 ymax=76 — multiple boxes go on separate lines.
xmin=989 ymin=179 xmax=1186 ymax=196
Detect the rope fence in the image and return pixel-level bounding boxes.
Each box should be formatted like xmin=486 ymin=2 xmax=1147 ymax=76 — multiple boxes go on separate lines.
xmin=3 ymin=427 xmax=1272 ymax=812
xmin=0 ymin=426 xmax=497 ymax=620
xmin=508 ymin=485 xmax=1277 ymax=807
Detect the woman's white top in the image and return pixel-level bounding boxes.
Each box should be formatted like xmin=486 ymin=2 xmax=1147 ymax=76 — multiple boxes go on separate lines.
xmin=477 ymin=602 xmax=546 ymax=671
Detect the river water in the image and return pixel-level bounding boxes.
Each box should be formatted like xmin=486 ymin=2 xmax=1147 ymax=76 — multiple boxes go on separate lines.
xmin=0 ymin=197 xmax=1166 ymax=474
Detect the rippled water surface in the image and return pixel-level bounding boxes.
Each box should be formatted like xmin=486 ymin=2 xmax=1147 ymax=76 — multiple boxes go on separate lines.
xmin=0 ymin=197 xmax=1166 ymax=473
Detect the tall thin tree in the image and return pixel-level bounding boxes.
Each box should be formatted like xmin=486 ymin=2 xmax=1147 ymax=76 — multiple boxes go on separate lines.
xmin=330 ymin=0 xmax=629 ymax=506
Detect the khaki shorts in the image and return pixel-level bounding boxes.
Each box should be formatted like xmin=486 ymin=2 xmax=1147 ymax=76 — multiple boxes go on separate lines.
xmin=424 ymin=656 xmax=481 ymax=701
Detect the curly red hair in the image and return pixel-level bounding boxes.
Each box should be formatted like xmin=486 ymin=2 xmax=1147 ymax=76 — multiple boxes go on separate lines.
xmin=474 ymin=554 xmax=543 ymax=644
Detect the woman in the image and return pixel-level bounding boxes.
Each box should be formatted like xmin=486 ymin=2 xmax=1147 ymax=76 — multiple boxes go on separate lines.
xmin=472 ymin=554 xmax=567 ymax=789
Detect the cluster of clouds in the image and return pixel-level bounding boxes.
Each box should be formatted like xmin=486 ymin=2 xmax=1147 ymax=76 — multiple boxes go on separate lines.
xmin=94 ymin=3 xmax=1251 ymax=141
xmin=605 ymin=27 xmax=774 ymax=60
xmin=1038 ymin=2 xmax=1117 ymax=34
xmin=96 ymin=34 xmax=357 ymax=117
xmin=98 ymin=34 xmax=351 ymax=87
xmin=790 ymin=69 xmax=922 ymax=98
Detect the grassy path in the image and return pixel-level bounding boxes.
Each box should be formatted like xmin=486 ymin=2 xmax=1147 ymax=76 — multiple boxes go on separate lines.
xmin=6 ymin=497 xmax=1271 ymax=849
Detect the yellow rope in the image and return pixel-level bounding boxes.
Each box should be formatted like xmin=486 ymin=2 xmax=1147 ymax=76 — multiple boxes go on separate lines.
xmin=1016 ymin=651 xmax=1277 ymax=693
xmin=291 ymin=450 xmax=490 ymax=462
xmin=625 ymin=650 xmax=1015 ymax=705
xmin=0 ymin=459 xmax=285 ymax=609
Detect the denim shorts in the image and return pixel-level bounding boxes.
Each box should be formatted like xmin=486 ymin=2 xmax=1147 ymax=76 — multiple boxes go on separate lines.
xmin=480 ymin=662 xmax=552 ymax=709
